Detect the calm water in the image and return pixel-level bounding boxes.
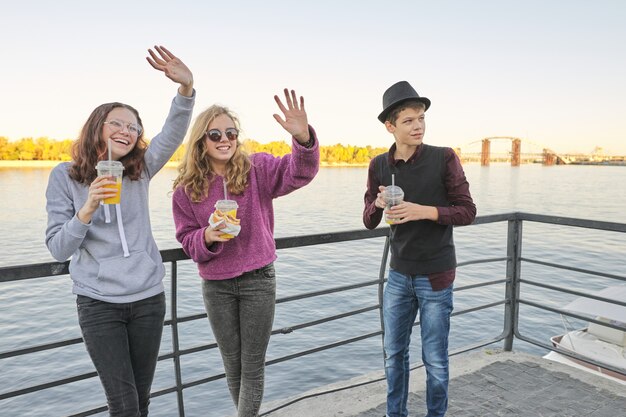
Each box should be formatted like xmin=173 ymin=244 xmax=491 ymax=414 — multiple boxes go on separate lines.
xmin=1 ymin=164 xmax=625 ymax=416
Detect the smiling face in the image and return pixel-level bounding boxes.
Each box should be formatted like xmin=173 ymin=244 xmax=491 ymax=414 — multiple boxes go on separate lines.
xmin=102 ymin=107 xmax=140 ymax=160
xmin=205 ymin=113 xmax=238 ymax=172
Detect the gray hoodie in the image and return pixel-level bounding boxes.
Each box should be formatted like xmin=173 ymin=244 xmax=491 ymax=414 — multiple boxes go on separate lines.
xmin=45 ymin=92 xmax=195 ymax=303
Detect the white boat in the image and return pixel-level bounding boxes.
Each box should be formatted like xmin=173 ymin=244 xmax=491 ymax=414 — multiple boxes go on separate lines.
xmin=544 ymin=285 xmax=626 ymax=384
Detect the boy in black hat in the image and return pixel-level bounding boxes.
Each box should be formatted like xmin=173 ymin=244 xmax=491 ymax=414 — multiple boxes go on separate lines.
xmin=363 ymin=81 xmax=476 ymax=417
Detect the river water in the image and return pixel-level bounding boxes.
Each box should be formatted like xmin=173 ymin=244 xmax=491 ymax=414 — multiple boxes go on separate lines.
xmin=1 ymin=163 xmax=625 ymax=416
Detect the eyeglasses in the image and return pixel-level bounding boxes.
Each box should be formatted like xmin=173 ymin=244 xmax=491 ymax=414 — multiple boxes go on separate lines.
xmin=205 ymin=128 xmax=239 ymax=142
xmin=104 ymin=119 xmax=143 ymax=136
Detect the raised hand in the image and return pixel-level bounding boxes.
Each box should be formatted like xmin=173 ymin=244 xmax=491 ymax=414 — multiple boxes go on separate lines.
xmin=146 ymin=45 xmax=194 ymax=97
xmin=273 ymin=88 xmax=310 ymax=144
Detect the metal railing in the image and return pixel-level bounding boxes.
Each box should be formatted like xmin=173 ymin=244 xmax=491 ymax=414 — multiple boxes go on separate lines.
xmin=1 ymin=212 xmax=625 ymax=416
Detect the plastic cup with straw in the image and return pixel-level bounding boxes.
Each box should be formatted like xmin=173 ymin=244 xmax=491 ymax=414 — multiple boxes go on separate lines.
xmin=216 ymin=179 xmax=237 ymax=217
xmin=382 ymin=174 xmax=404 ymax=224
xmin=95 ymin=138 xmax=124 ymax=204
xmin=214 ymin=179 xmax=239 ymax=238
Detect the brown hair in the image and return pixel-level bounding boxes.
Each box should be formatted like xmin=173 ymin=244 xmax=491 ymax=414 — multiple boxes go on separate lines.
xmin=69 ymin=102 xmax=147 ymax=185
xmin=173 ymin=105 xmax=251 ymax=202
xmin=385 ymin=100 xmax=426 ymax=125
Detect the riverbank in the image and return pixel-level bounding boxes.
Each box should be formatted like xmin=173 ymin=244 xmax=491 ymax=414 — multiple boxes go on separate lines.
xmin=5 ymin=160 xmax=625 ymax=170
xmin=0 ymin=160 xmax=182 ymax=168
xmin=0 ymin=160 xmax=63 ymax=168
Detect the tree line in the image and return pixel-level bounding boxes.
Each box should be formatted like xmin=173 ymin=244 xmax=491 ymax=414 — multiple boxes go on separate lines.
xmin=0 ymin=137 xmax=389 ymax=165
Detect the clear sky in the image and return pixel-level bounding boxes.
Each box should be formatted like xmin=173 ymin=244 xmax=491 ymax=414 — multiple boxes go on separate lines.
xmin=2 ymin=0 xmax=625 ymax=155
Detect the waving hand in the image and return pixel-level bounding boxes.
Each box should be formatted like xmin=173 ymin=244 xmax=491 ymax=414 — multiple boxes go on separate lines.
xmin=273 ymin=88 xmax=310 ymax=144
xmin=146 ymin=45 xmax=194 ymax=97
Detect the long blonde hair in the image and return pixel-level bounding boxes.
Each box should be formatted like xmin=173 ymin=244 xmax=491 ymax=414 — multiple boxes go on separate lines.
xmin=173 ymin=105 xmax=251 ymax=202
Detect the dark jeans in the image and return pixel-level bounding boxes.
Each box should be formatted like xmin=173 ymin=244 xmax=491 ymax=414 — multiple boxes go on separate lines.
xmin=202 ymin=263 xmax=276 ymax=417
xmin=77 ymin=292 xmax=166 ymax=417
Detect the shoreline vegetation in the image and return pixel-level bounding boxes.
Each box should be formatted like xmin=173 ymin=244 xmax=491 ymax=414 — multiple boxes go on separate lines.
xmin=0 ymin=137 xmax=387 ymax=168
xmin=2 ymin=138 xmax=624 ymax=168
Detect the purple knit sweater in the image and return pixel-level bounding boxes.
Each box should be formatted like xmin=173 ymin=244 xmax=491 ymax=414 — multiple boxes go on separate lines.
xmin=173 ymin=133 xmax=319 ymax=280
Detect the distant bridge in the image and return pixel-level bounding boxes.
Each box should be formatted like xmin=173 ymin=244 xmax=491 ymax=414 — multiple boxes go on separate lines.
xmin=455 ymin=137 xmax=566 ymax=166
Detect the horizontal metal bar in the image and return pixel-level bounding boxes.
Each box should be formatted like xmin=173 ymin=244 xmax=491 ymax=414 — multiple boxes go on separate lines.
xmin=457 ymin=257 xmax=509 ymax=267
xmin=0 ymin=229 xmax=391 ymax=282
xmin=521 ymin=258 xmax=626 ymax=282
xmin=0 ymin=261 xmax=69 ymax=282
xmin=276 ymin=279 xmax=380 ymax=304
xmin=266 ymin=330 xmax=383 ymax=367
xmin=516 ymin=212 xmax=626 ymax=233
xmin=519 ymin=298 xmax=626 ymax=332
xmin=454 ymin=278 xmax=508 ymax=292
xmin=273 ymin=305 xmax=380 ymax=335
xmin=275 ymin=228 xmax=389 ymax=249
xmin=520 ymin=279 xmax=626 ymax=308
xmin=470 ymin=212 xmax=517 ymax=224
xmin=452 ymin=300 xmax=508 ymax=317
xmin=0 ymin=337 xmax=83 ymax=360
xmin=0 ymin=371 xmax=97 ymax=401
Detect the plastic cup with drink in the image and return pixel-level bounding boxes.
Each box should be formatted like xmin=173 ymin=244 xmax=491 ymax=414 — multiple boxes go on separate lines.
xmin=382 ymin=175 xmax=404 ymax=224
xmin=212 ymin=200 xmax=240 ymax=239
xmin=96 ymin=160 xmax=124 ymax=204
xmin=210 ymin=181 xmax=241 ymax=239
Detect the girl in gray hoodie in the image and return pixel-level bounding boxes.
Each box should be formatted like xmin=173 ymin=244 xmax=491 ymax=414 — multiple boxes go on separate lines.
xmin=45 ymin=45 xmax=194 ymax=416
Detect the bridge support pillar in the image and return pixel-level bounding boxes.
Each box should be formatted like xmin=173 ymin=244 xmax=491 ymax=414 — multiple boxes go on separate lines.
xmin=543 ymin=149 xmax=556 ymax=166
xmin=511 ymin=139 xmax=521 ymax=166
xmin=481 ymin=139 xmax=490 ymax=166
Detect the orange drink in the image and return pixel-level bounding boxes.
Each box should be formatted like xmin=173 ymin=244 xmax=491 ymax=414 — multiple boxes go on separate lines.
xmin=96 ymin=160 xmax=124 ymax=205
xmin=103 ymin=180 xmax=122 ymax=204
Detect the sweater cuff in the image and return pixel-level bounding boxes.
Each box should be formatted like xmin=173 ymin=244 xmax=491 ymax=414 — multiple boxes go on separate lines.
xmin=294 ymin=125 xmax=318 ymax=150
xmin=198 ymin=226 xmax=224 ymax=259
xmin=68 ymin=214 xmax=90 ymax=237
xmin=174 ymin=89 xmax=196 ymax=108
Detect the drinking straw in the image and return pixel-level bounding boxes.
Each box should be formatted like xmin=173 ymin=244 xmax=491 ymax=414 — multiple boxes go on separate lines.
xmin=108 ymin=138 xmax=112 ymax=162
xmin=223 ymin=179 xmax=228 ymax=200
xmin=391 ymin=174 xmax=395 ymax=188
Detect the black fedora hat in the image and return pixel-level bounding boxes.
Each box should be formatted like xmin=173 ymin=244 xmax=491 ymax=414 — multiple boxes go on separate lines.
xmin=378 ymin=81 xmax=431 ymax=123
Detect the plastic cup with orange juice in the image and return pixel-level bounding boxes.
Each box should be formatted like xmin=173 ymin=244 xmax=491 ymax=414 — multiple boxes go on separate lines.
xmin=96 ymin=160 xmax=124 ymax=204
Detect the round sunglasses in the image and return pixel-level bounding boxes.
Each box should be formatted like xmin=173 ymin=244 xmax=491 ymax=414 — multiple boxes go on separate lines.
xmin=205 ymin=128 xmax=239 ymax=142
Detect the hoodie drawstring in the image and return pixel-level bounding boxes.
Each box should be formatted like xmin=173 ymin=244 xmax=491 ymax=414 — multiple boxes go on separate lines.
xmin=103 ymin=204 xmax=111 ymax=223
xmin=102 ymin=203 xmax=129 ymax=257
xmin=115 ymin=204 xmax=130 ymax=257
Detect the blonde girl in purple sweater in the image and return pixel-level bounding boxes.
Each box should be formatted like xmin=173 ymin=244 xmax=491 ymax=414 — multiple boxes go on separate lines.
xmin=172 ymin=89 xmax=319 ymax=416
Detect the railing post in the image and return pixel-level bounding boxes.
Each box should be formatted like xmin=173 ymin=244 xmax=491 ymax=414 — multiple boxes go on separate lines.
xmin=503 ymin=215 xmax=523 ymax=351
xmin=170 ymin=261 xmax=185 ymax=417
xmin=377 ymin=235 xmax=391 ymax=361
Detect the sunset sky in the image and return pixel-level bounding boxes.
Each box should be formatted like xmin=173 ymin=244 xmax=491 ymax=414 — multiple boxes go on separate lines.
xmin=2 ymin=0 xmax=625 ymax=155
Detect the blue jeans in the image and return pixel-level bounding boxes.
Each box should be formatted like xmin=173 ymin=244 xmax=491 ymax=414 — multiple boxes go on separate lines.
xmin=383 ymin=269 xmax=453 ymax=417
xmin=77 ymin=292 xmax=166 ymax=417
xmin=202 ymin=263 xmax=276 ymax=417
